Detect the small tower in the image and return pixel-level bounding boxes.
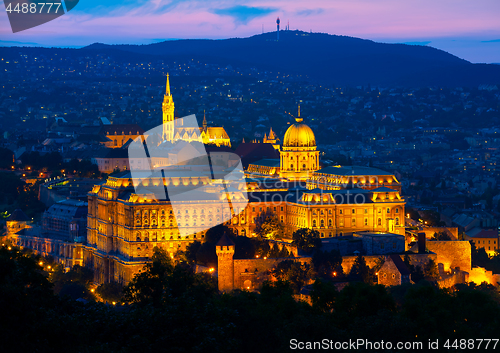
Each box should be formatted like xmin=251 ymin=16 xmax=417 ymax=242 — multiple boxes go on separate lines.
xmin=276 ymin=17 xmax=280 ymax=40
xmin=202 ymin=110 xmax=208 ymax=133
xmin=216 ymin=233 xmax=235 ymax=292
xmin=162 ymin=73 xmax=175 ymax=142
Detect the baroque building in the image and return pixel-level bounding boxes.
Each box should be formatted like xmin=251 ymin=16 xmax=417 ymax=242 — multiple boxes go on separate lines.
xmin=83 ymin=169 xmax=248 ymax=284
xmin=82 ymin=97 xmax=406 ymax=285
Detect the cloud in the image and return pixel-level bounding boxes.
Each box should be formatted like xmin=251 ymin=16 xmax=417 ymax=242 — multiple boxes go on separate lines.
xmin=212 ymin=5 xmax=277 ymax=25
xmin=71 ymin=0 xmax=151 ymax=16
xmin=481 ymin=39 xmax=500 ymax=43
xmin=296 ymin=8 xmax=324 ymax=17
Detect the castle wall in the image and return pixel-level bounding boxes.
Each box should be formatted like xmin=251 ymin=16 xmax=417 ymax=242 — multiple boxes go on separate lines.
xmin=231 ymin=257 xmax=312 ymax=291
xmin=468 ymin=267 xmax=500 ymax=287
xmin=426 ymin=241 xmax=471 ymax=272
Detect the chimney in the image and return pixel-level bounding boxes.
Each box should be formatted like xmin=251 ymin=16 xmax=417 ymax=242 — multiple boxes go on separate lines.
xmin=417 ymin=232 xmax=426 ymax=253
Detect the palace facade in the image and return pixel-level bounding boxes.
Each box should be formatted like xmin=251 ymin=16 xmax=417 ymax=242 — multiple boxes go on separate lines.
xmin=82 ymin=102 xmax=405 ymax=284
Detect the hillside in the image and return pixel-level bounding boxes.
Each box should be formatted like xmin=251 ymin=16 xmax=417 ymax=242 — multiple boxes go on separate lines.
xmin=83 ymin=31 xmax=500 ymax=87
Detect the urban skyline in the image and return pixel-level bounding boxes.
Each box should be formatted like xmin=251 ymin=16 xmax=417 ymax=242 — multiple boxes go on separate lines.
xmin=0 ymin=0 xmax=500 ymax=63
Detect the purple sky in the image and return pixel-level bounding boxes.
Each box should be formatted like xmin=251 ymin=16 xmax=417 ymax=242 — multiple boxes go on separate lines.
xmin=1 ymin=0 xmax=500 ymax=63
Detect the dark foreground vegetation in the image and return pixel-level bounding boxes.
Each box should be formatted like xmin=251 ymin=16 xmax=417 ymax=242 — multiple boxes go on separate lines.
xmin=1 ymin=245 xmax=500 ymax=353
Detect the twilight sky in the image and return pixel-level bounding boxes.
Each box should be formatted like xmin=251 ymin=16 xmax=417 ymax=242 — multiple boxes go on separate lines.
xmin=1 ymin=0 xmax=500 ymax=63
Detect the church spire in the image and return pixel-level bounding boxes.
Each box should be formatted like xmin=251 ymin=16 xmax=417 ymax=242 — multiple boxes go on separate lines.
xmin=202 ymin=110 xmax=207 ymax=132
xmin=162 ymin=73 xmax=175 ymax=141
xmin=166 ymin=73 xmax=171 ymax=96
xmin=296 ymin=104 xmax=303 ymax=123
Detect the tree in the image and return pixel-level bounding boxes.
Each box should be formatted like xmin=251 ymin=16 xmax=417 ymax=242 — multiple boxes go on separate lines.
xmin=254 ymin=239 xmax=270 ymax=258
xmin=310 ymin=278 xmax=337 ymax=312
xmin=178 ymin=240 xmax=201 ymax=264
xmin=292 ymin=228 xmax=322 ymax=253
xmin=335 ymin=282 xmax=396 ymax=318
xmin=96 ymin=281 xmax=124 ymax=303
xmin=423 ymin=259 xmax=440 ymax=281
xmin=123 ymin=247 xmax=216 ymax=306
xmin=431 ymin=231 xmax=451 ymax=241
xmin=271 ymin=260 xmax=316 ymax=294
xmin=0 ymin=147 xmax=14 ymax=169
xmin=51 ymin=264 xmax=94 ymax=300
xmin=312 ymin=249 xmax=343 ymax=279
xmin=403 ymin=255 xmax=426 ymax=284
xmin=349 ymin=254 xmax=372 ymax=283
xmin=255 ymin=212 xmax=285 ymax=239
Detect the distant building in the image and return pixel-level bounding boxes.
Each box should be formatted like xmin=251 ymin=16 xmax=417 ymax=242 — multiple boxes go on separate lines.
xmin=100 ymin=124 xmax=145 ymax=149
xmin=464 ymin=228 xmax=499 ymax=256
xmin=356 ymin=231 xmax=405 ymax=255
xmin=7 ymin=200 xmax=88 ymax=268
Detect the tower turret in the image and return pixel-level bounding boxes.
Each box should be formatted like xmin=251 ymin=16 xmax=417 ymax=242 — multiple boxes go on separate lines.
xmin=162 ymin=73 xmax=175 ymax=141
xmin=216 ymin=233 xmax=235 ymax=292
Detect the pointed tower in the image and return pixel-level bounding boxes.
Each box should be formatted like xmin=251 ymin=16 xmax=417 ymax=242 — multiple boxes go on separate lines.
xmin=216 ymin=233 xmax=235 ymax=292
xmin=266 ymin=127 xmax=280 ymax=150
xmin=162 ymin=73 xmax=175 ymax=142
xmin=202 ymin=110 xmax=207 ymax=132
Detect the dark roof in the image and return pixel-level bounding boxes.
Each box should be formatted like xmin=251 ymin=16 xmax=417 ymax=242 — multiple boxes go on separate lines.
xmin=7 ymin=209 xmax=29 ymax=222
xmin=205 ymin=145 xmax=235 ymax=153
xmin=234 ymin=143 xmax=280 ymax=167
xmin=248 ymin=158 xmax=280 ymax=167
xmin=217 ymin=233 xmax=235 ymax=247
xmin=469 ymin=229 xmax=498 ymax=239
xmin=388 ymin=255 xmax=411 ymax=276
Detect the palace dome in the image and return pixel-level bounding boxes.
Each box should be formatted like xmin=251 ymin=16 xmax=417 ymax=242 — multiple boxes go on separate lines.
xmin=283 ymin=116 xmax=316 ymax=148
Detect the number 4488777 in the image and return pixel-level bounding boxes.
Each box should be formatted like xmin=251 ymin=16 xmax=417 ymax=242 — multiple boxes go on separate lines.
xmin=6 ymin=2 xmax=62 ymax=14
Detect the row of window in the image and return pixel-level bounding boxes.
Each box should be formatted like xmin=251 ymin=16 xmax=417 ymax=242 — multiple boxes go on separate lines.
xmin=311 ymin=217 xmax=400 ymax=228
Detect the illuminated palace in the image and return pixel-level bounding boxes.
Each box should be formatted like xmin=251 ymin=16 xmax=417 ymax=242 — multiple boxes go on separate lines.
xmin=83 ymin=101 xmax=405 ymax=285
xmin=84 ymin=169 xmax=248 ymax=284
xmin=162 ymin=74 xmax=231 ymax=147
xmin=239 ymin=107 xmax=405 ymax=238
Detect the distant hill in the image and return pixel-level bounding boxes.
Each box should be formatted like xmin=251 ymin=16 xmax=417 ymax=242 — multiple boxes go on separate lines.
xmin=83 ymin=31 xmax=500 ymax=87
